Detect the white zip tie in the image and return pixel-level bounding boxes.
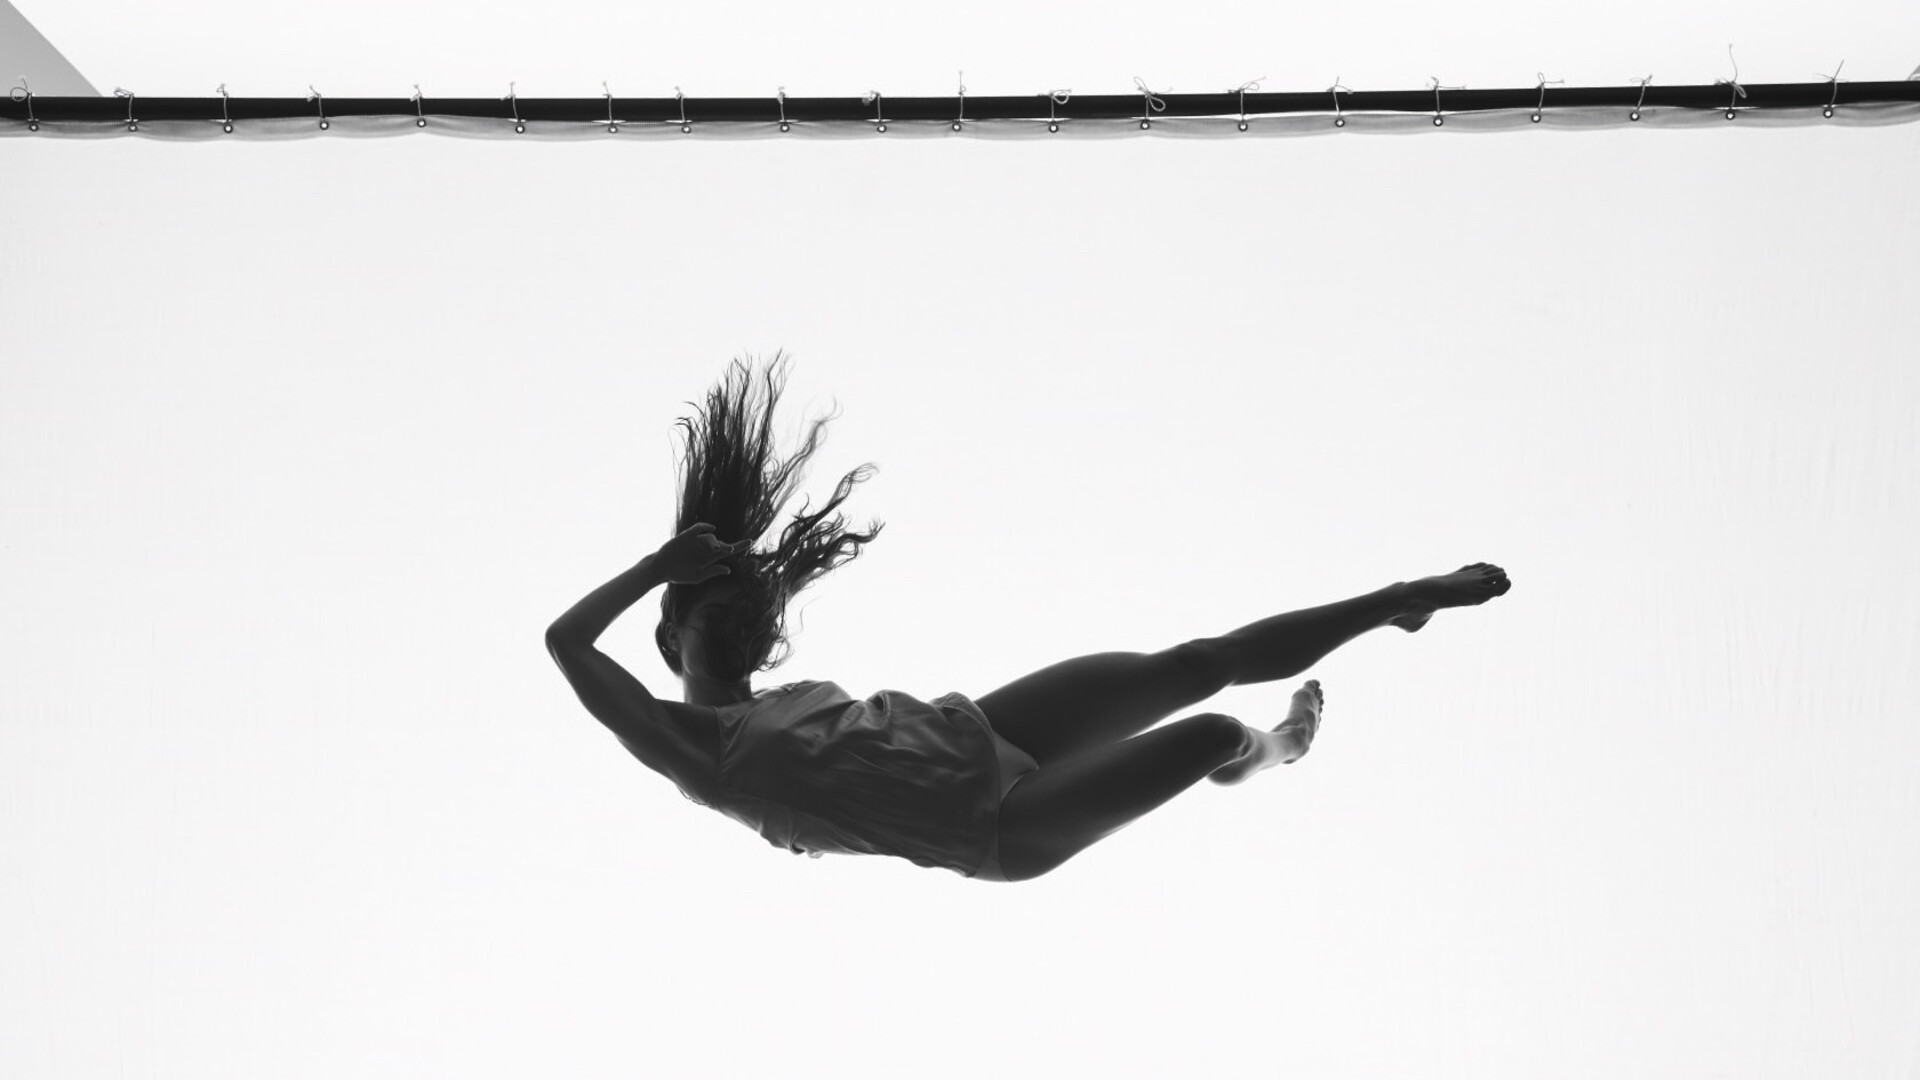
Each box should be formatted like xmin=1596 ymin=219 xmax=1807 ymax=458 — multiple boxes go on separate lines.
xmin=1133 ymin=76 xmax=1167 ymax=129
xmin=1532 ymin=72 xmax=1564 ymax=123
xmin=1231 ymin=77 xmax=1265 ymax=132
xmin=1714 ymin=44 xmax=1747 ymax=119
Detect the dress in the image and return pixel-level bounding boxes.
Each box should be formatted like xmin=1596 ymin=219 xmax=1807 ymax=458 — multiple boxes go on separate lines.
xmin=679 ymin=680 xmax=1038 ymax=880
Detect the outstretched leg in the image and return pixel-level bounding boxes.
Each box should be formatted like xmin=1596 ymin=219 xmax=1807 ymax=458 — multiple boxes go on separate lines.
xmin=976 ymin=565 xmax=1508 ymax=765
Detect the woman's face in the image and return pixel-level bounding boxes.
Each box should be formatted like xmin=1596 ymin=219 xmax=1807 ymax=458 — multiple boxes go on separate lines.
xmin=675 ymin=581 xmax=747 ymax=682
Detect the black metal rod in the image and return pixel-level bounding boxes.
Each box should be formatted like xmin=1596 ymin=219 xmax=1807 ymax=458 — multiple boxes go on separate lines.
xmin=6 ymin=81 xmax=1918 ymax=125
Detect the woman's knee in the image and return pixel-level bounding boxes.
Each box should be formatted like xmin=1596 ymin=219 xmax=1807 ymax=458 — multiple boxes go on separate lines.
xmin=1173 ymin=711 xmax=1249 ymax=760
xmin=1164 ymin=638 xmax=1236 ymax=699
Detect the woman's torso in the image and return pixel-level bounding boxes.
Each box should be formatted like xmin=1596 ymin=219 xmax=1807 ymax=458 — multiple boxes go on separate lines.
xmin=681 ymin=680 xmax=1003 ymax=872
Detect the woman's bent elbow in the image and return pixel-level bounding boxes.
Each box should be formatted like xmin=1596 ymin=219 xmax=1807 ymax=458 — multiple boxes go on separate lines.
xmin=545 ymin=623 xmax=582 ymax=663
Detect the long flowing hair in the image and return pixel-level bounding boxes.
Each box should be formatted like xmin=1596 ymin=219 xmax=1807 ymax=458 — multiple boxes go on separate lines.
xmin=655 ymin=352 xmax=883 ymax=681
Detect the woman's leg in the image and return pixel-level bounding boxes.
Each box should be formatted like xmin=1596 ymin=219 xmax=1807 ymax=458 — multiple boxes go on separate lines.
xmin=976 ymin=582 xmax=1406 ymax=765
xmin=991 ymin=711 xmax=1258 ymax=882
xmin=975 ymin=565 xmax=1509 ymax=765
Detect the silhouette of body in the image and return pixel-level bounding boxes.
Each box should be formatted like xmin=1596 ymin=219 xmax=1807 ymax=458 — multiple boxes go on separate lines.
xmin=547 ymin=356 xmax=1512 ymax=882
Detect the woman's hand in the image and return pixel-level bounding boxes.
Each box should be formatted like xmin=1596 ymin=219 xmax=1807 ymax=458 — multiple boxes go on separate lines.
xmin=653 ymin=523 xmax=751 ymax=585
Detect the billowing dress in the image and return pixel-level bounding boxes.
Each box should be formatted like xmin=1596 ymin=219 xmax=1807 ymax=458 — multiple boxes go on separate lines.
xmin=679 ymin=680 xmax=1037 ymax=880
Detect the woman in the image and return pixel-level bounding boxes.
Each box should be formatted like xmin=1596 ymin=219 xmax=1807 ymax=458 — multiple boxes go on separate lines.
xmin=546 ymin=354 xmax=1512 ymax=883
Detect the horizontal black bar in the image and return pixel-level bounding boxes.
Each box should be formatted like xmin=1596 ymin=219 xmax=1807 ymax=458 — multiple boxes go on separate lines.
xmin=6 ymin=81 xmax=1919 ymax=124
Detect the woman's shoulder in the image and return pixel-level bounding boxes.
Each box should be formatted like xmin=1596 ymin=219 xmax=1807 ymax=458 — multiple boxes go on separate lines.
xmin=756 ymin=679 xmax=836 ymax=698
xmin=743 ymin=680 xmax=856 ymax=711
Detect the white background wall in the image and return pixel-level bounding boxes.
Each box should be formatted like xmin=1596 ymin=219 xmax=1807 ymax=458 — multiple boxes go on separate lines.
xmin=5 ymin=4 xmax=1919 ymax=1078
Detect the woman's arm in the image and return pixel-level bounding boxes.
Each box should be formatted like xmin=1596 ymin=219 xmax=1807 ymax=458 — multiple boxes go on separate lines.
xmin=549 ymin=525 xmax=745 ymax=647
xmin=547 ymin=554 xmax=667 ymax=649
xmin=546 ymin=555 xmax=723 ymax=796
xmin=545 ymin=555 xmax=676 ymax=757
xmin=544 ymin=527 xmax=742 ymax=797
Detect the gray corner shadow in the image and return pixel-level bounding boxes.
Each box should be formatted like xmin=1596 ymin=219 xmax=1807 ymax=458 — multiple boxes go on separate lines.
xmin=4 ymin=0 xmax=99 ymax=96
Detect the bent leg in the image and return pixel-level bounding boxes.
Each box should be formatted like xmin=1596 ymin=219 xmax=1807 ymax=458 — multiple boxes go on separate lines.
xmin=993 ymin=712 xmax=1250 ymax=882
xmin=976 ymin=643 xmax=1233 ymax=765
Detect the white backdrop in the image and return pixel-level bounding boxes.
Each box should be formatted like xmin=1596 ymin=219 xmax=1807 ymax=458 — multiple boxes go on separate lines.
xmin=5 ymin=5 xmax=1920 ymax=1079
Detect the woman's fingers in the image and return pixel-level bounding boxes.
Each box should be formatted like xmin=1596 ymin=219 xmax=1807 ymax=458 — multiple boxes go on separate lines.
xmin=677 ymin=523 xmax=750 ymax=563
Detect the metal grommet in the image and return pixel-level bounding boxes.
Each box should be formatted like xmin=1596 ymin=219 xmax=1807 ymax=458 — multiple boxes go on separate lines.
xmin=116 ymin=87 xmax=138 ymax=132
xmin=308 ymin=87 xmax=327 ymax=128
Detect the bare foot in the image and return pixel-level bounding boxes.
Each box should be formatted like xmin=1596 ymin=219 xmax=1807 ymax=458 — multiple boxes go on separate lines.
xmin=1390 ymin=563 xmax=1512 ymax=632
xmin=1209 ymin=680 xmax=1324 ymax=785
